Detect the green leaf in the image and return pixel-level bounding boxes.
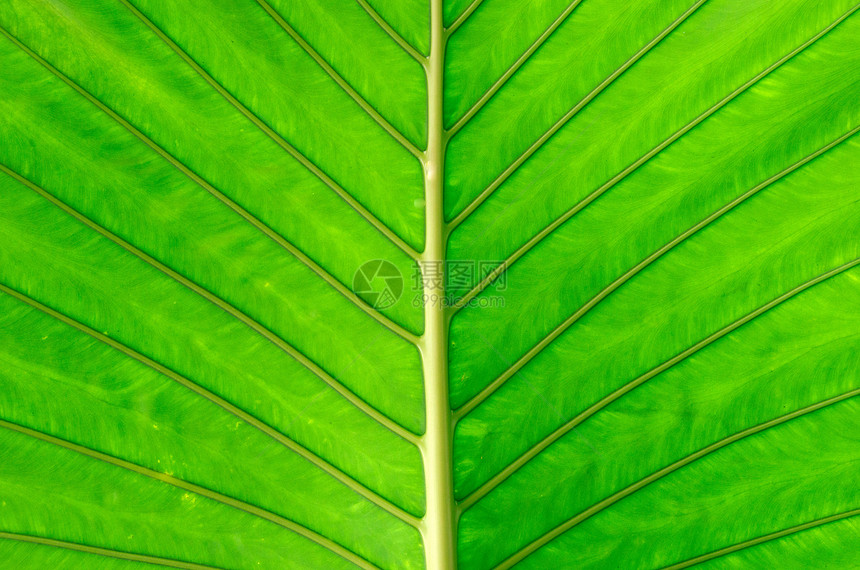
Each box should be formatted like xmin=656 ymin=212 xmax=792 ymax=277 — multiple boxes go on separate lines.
xmin=0 ymin=0 xmax=857 ymax=569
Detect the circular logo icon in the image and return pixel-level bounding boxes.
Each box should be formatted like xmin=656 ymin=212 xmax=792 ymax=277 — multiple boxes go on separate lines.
xmin=353 ymin=259 xmax=403 ymax=310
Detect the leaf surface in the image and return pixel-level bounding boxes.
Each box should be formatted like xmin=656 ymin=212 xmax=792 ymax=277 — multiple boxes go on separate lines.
xmin=0 ymin=0 xmax=858 ymax=569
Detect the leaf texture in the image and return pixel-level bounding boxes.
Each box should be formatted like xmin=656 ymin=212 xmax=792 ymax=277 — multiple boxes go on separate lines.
xmin=0 ymin=0 xmax=857 ymax=569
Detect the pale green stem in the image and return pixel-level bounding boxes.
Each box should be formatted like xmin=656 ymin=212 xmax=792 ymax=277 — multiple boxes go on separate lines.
xmin=418 ymin=1 xmax=457 ymax=568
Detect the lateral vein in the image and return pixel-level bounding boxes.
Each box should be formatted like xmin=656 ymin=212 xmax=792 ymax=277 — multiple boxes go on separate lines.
xmin=353 ymin=0 xmax=427 ymax=63
xmin=0 ymin=283 xmax=421 ymax=530
xmin=253 ymin=0 xmax=426 ymax=159
xmin=447 ymin=0 xmax=710 ymax=230
xmin=0 ymin=24 xmax=419 ymax=345
xmin=0 ymin=531 xmax=222 ymax=570
xmin=447 ymin=0 xmax=486 ymax=36
xmin=447 ymin=0 xmax=585 ymax=134
xmin=0 ymin=420 xmax=379 ymax=570
xmin=661 ymin=508 xmax=860 ymax=569
xmin=492 ymin=390 xmax=860 ymax=569
xmin=450 ymin=4 xmax=858 ymax=311
xmin=459 ymin=258 xmax=860 ymax=511
xmin=120 ymin=0 xmax=421 ymax=259
xmin=454 ymin=125 xmax=860 ymax=419
xmin=0 ymin=163 xmax=418 ymax=445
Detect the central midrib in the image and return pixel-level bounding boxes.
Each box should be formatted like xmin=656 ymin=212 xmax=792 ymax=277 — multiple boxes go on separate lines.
xmin=418 ymin=0 xmax=458 ymax=568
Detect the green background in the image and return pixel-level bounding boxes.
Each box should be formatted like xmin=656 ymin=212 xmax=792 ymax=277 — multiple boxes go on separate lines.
xmin=0 ymin=0 xmax=858 ymax=568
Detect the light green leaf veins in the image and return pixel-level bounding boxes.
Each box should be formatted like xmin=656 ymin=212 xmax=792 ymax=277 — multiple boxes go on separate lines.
xmin=0 ymin=0 xmax=858 ymax=569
